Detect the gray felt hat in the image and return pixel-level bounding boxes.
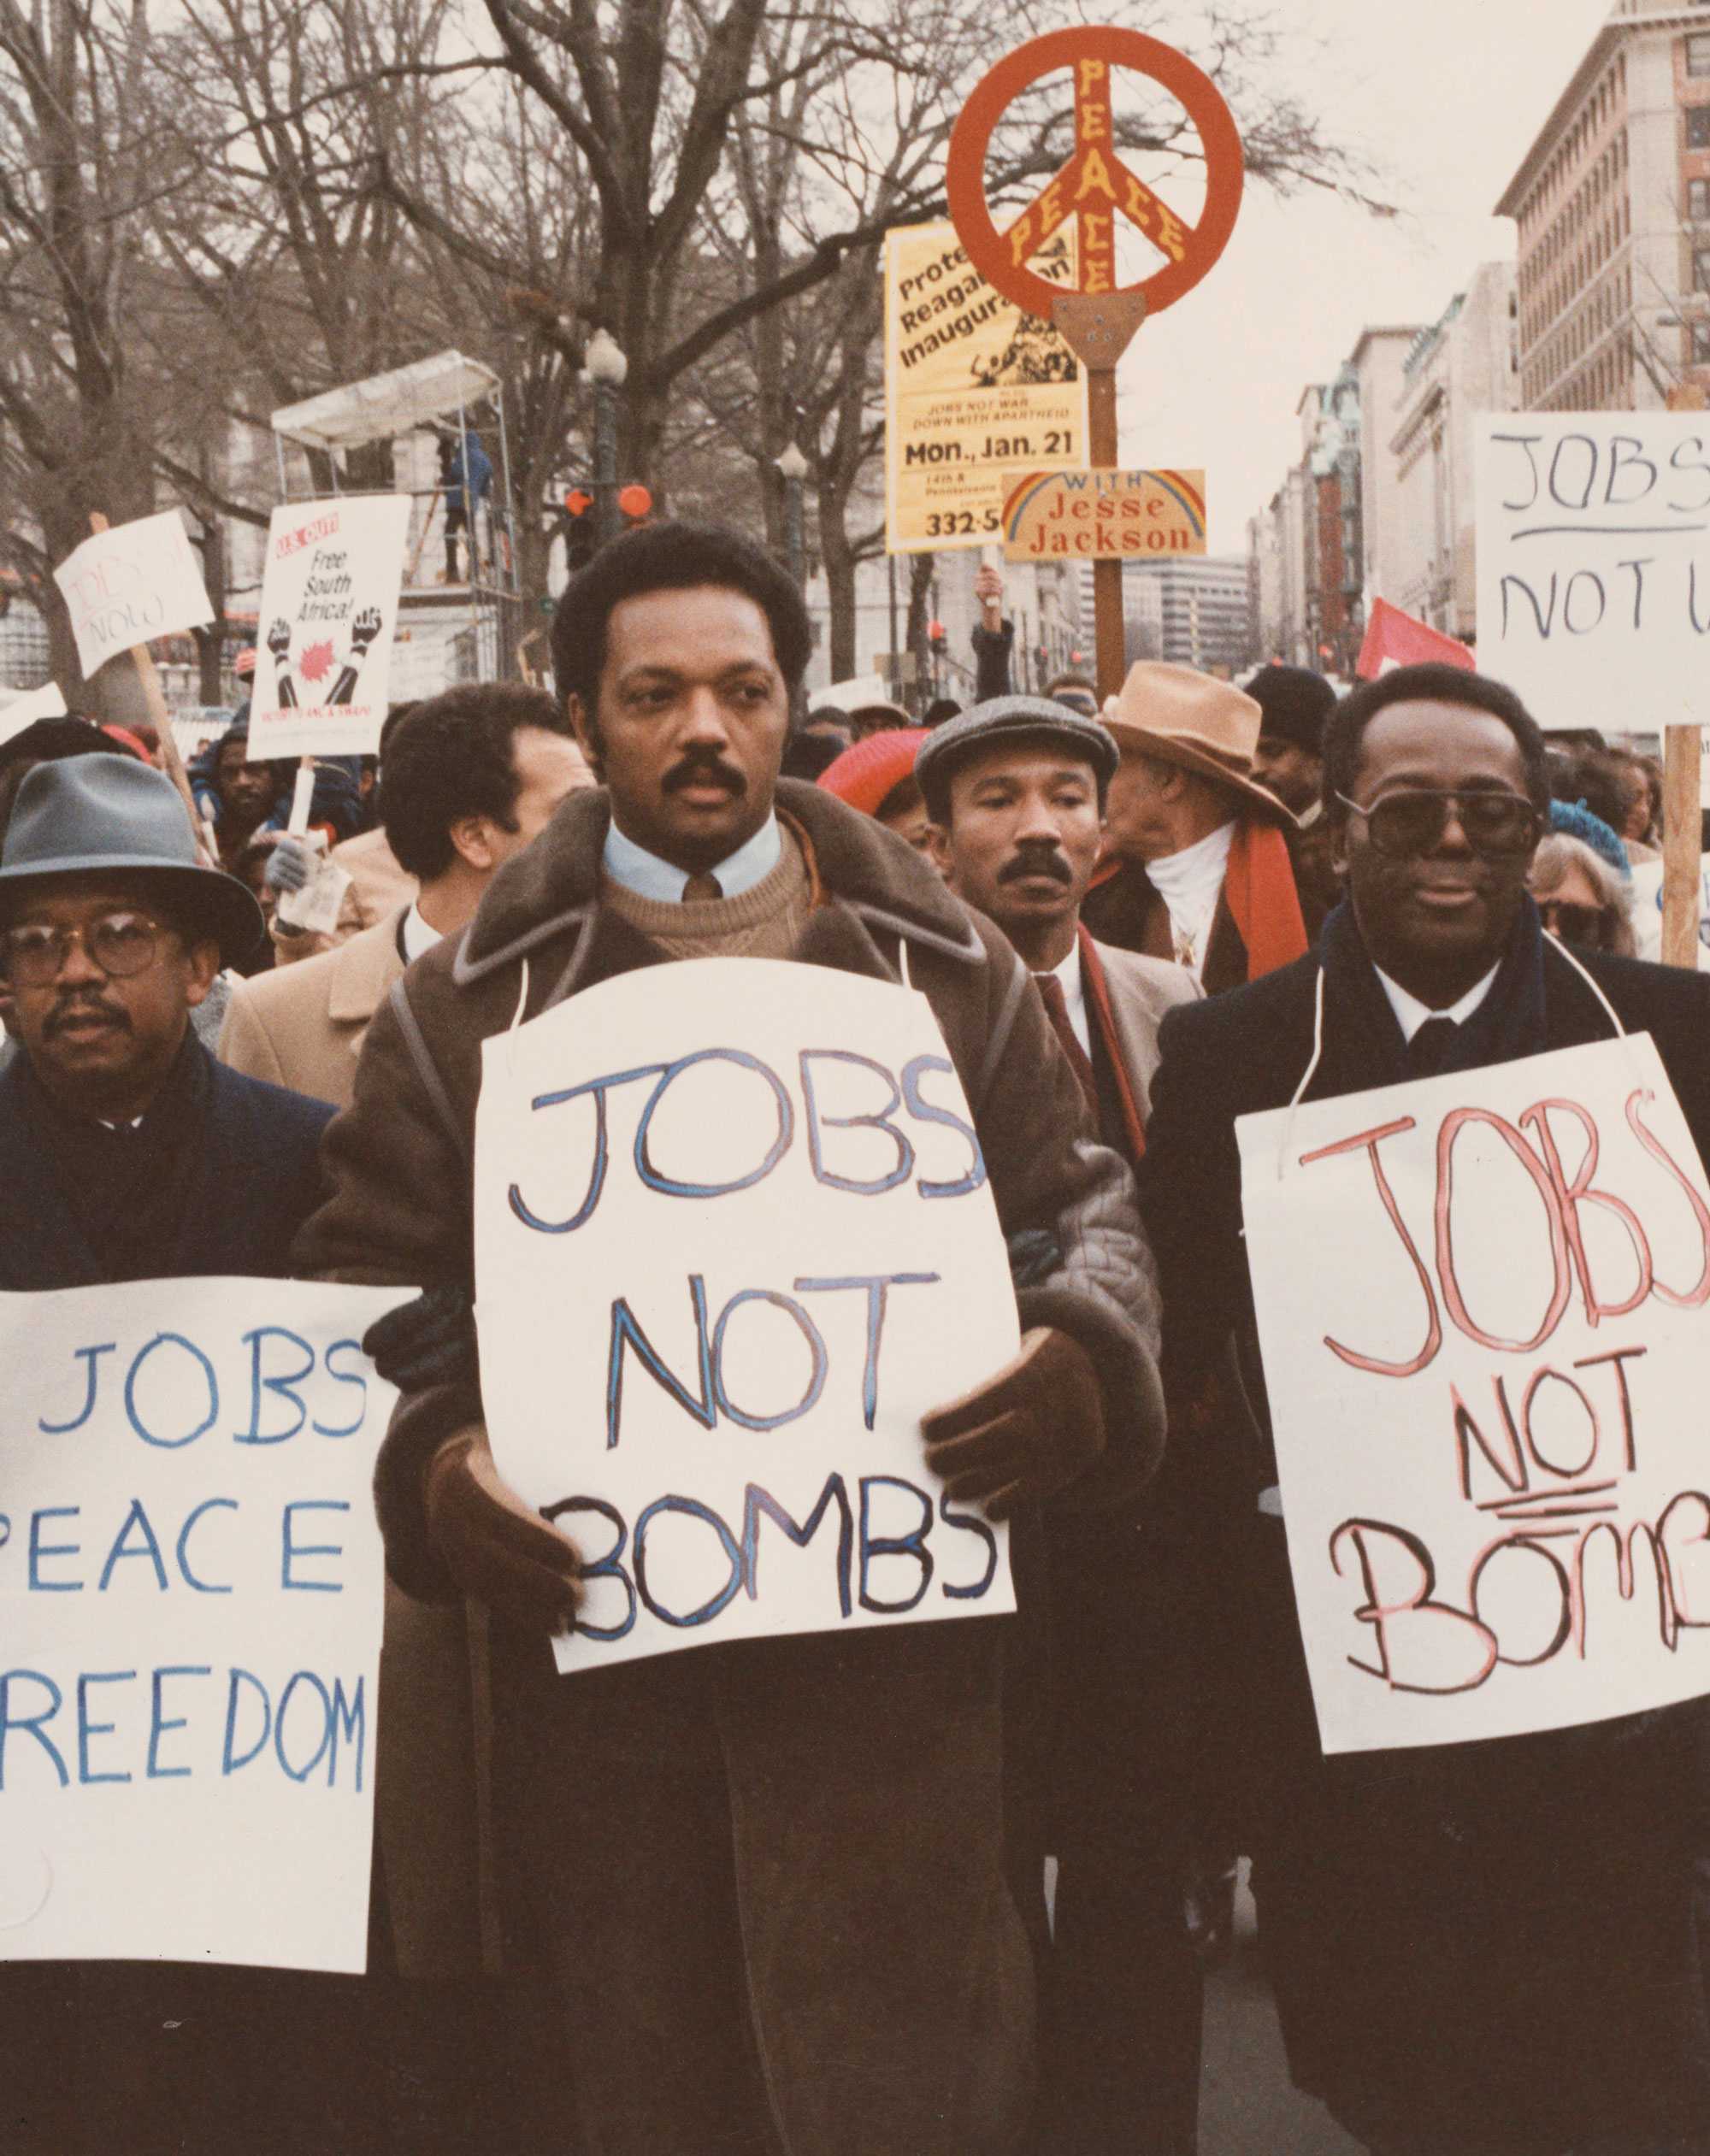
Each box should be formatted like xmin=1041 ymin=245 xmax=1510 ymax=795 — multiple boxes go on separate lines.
xmin=0 ymin=754 xmax=263 ymax=968
xmin=915 ymin=695 xmax=1119 ymax=818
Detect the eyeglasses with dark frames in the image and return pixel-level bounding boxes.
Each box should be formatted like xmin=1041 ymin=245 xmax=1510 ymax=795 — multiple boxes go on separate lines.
xmin=0 ymin=911 xmax=166 ymax=987
xmin=1334 ymin=788 xmax=1542 ymax=859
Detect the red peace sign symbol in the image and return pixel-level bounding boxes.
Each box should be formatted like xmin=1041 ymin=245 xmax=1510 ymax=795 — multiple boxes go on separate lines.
xmin=946 ymin=28 xmax=1243 ymax=321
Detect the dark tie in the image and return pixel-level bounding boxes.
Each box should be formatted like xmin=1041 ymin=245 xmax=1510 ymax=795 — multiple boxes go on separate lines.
xmin=1407 ymin=1015 xmax=1459 ymax=1079
xmin=681 ymin=871 xmax=723 ymax=903
xmin=1035 ymin=972 xmax=1099 ymax=1117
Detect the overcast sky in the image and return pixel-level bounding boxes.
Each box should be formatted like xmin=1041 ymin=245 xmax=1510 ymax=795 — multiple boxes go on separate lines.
xmin=1117 ymin=0 xmax=1615 ymax=551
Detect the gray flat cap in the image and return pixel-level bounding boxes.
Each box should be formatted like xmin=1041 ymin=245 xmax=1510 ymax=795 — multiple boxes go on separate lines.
xmin=915 ymin=694 xmax=1118 ymax=816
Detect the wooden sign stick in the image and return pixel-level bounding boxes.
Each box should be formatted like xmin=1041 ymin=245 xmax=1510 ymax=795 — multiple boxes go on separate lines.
xmin=1660 ymin=724 xmax=1701 ymax=971
xmin=87 ymin=513 xmax=222 ymax=863
xmin=1053 ymin=292 xmax=1147 ymax=701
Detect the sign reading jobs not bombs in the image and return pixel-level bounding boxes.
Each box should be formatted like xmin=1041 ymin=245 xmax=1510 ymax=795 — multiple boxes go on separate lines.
xmin=53 ymin=513 xmax=214 ymax=679
xmin=251 ymin=494 xmax=411 ymax=761
xmin=0 ymin=1278 xmax=407 ymax=1970
xmin=1477 ymin=415 xmax=1710 ymax=730
xmin=1238 ymin=1037 xmax=1710 ymax=1755
xmin=475 ymin=958 xmax=1022 ymax=1674
xmin=884 ymin=221 xmax=1086 ymax=552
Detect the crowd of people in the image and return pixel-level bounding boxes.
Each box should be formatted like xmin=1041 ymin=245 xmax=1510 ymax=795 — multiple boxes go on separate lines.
xmin=2 ymin=516 xmax=1708 ymax=2155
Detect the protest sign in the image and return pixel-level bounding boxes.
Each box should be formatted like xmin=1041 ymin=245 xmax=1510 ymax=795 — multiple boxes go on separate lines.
xmin=884 ymin=221 xmax=1086 ymax=553
xmin=53 ymin=513 xmax=214 ymax=680
xmin=1001 ymin=468 xmax=1206 ymax=560
xmin=475 ymin=957 xmax=1022 ymax=1675
xmin=0 ymin=681 xmax=68 ymax=745
xmin=0 ymin=1276 xmax=408 ymax=1970
xmin=1477 ymin=415 xmax=1710 ymax=731
xmin=1238 ymin=1034 xmax=1710 ymax=1754
xmin=251 ymin=495 xmax=411 ymax=761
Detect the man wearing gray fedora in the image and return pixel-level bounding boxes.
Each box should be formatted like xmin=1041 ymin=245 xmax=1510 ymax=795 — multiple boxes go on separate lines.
xmin=0 ymin=753 xmax=378 ymax=2153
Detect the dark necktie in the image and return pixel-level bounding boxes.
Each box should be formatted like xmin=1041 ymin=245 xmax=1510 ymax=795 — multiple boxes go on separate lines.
xmin=682 ymin=871 xmax=723 ymax=903
xmin=1035 ymin=972 xmax=1099 ymax=1118
xmin=1407 ymin=1015 xmax=1459 ymax=1080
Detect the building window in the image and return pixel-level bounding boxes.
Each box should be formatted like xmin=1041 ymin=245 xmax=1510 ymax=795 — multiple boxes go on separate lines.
xmin=1694 ymin=179 xmax=1710 ymax=221
xmin=1688 ymin=105 xmax=1710 ymax=147
xmin=1695 ymin=322 xmax=1710 ymax=363
xmin=1690 ymin=33 xmax=1710 ymax=75
xmin=1696 ymin=248 xmax=1710 ymax=293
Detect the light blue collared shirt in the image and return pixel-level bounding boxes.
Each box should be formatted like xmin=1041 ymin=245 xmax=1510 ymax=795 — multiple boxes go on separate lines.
xmin=602 ymin=813 xmax=782 ymax=902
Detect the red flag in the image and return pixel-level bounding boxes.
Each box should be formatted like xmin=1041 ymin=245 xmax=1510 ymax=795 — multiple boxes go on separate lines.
xmin=1356 ymin=597 xmax=1476 ymax=680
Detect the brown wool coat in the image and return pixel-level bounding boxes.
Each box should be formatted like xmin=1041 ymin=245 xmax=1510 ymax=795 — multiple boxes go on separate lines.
xmin=293 ymin=780 xmax=1165 ymax=2156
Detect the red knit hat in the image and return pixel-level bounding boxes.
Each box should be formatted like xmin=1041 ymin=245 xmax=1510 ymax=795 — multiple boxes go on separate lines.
xmin=816 ymin=727 xmax=923 ymax=819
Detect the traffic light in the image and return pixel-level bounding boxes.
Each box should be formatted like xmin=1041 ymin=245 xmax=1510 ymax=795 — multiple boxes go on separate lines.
xmin=563 ymin=491 xmax=597 ymax=575
xmin=617 ymin=484 xmax=653 ymax=526
xmin=928 ymin=618 xmax=947 ymax=654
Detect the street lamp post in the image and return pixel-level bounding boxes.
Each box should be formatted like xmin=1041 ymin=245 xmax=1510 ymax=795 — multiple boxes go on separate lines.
xmin=776 ymin=442 xmax=809 ymax=588
xmin=584 ymin=328 xmax=628 ymax=548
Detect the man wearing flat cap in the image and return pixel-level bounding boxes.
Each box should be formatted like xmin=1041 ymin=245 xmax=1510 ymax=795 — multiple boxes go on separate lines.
xmin=1082 ymin=661 xmax=1314 ymax=992
xmin=918 ymin=696 xmax=1207 ymax=2156
xmin=0 ymin=755 xmax=380 ymax=2153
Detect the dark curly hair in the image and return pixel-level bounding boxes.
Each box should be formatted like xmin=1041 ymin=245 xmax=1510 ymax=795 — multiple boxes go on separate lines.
xmin=1322 ymin=663 xmax=1550 ymax=817
xmin=379 ymin=683 xmax=573 ymax=881
xmin=549 ymin=519 xmax=811 ymax=733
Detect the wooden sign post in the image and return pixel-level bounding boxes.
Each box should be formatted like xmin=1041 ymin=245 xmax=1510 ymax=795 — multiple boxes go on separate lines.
xmin=946 ymin=28 xmax=1244 ymax=699
xmin=1663 ymin=382 xmax=1708 ymax=970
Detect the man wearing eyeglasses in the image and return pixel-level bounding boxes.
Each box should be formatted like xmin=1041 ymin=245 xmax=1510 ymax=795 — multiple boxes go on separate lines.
xmin=0 ymin=754 xmax=389 ymax=2153
xmin=1139 ymin=663 xmax=1710 ymax=2156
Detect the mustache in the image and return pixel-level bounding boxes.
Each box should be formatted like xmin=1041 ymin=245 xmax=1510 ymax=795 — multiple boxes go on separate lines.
xmin=663 ymin=751 xmax=746 ymax=798
xmin=45 ymin=994 xmax=131 ymax=1038
xmin=998 ymin=847 xmax=1074 ymax=887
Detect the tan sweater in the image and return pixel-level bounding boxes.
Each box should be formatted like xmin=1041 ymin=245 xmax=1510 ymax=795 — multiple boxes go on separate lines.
xmin=598 ymin=823 xmax=815 ymax=961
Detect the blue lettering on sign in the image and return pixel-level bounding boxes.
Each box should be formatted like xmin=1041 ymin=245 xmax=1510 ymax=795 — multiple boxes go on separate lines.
xmin=176 ymin=1499 xmax=237 ymax=1594
xmin=741 ymin=1476 xmax=853 ymax=1617
xmin=281 ymin=1500 xmax=349 ymax=1592
xmin=794 ymin=1274 xmax=939 ymax=1429
xmin=544 ymin=1496 xmax=636 ymax=1641
xmin=634 ymin=1051 xmax=793 ymax=1198
xmin=148 ymin=1665 xmax=211 ymax=1780
xmin=77 ymin=1670 xmax=136 ymax=1785
xmin=938 ymin=1490 xmax=999 ymax=1599
xmin=0 ymin=1671 xmax=68 ymax=1788
xmin=633 ymin=1496 xmax=746 ymax=1628
xmin=29 ymin=1508 xmax=81 ymax=1592
xmin=274 ymin=1671 xmax=334 ymax=1783
xmin=97 ymin=1499 xmax=169 ymax=1593
xmin=711 ymin=1290 xmax=828 ymax=1431
xmin=38 ymin=1343 xmax=115 ymax=1435
xmin=222 ymin=1669 xmax=271 ymax=1775
xmin=237 ymin=1326 xmax=315 ymax=1443
xmin=606 ymin=1276 xmax=715 ymax=1448
xmin=900 ymin=1055 xmax=988 ymax=1198
xmin=858 ymin=1476 xmax=935 ymax=1614
xmin=124 ymin=1333 xmax=218 ymax=1449
xmin=799 ymin=1050 xmax=916 ymax=1193
xmin=314 ymin=1340 xmax=369 ymax=1437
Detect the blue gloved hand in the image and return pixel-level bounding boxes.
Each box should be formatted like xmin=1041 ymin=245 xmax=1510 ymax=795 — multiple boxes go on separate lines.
xmin=262 ymin=833 xmax=316 ymax=894
xmin=363 ymin=1284 xmax=479 ymax=1393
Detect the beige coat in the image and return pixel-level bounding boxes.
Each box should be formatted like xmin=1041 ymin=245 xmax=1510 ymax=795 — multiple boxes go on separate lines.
xmin=218 ymin=909 xmax=483 ymax=1981
xmin=1088 ymin=935 xmax=1200 ymax=1122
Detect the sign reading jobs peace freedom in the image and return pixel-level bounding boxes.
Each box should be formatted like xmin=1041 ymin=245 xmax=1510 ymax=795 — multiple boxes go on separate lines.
xmin=474 ymin=959 xmax=1022 ymax=1674
xmin=1238 ymin=1038 xmax=1710 ymax=1757
xmin=0 ymin=1277 xmax=407 ymax=1971
xmin=1477 ymin=414 xmax=1710 ymax=732
xmin=884 ymin=221 xmax=1087 ymax=552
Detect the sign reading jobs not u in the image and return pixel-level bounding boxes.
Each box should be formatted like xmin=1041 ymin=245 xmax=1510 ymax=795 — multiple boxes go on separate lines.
xmin=1239 ymin=1038 xmax=1710 ymax=1754
xmin=884 ymin=221 xmax=1086 ymax=553
xmin=0 ymin=1277 xmax=407 ymax=1970
xmin=475 ymin=959 xmax=1021 ymax=1673
xmin=1477 ymin=415 xmax=1710 ymax=731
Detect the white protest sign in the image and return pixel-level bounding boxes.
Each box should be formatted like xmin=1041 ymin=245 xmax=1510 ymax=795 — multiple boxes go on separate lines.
xmin=1238 ymin=1035 xmax=1710 ymax=1755
xmin=0 ymin=681 xmax=69 ymax=745
xmin=53 ymin=513 xmax=214 ymax=679
xmin=0 ymin=1277 xmax=409 ymax=1970
xmin=1477 ymin=415 xmax=1710 ymax=731
xmin=251 ymin=496 xmax=412 ymax=761
xmin=475 ymin=957 xmax=1021 ymax=1674
xmin=1630 ymin=854 xmax=1710 ymax=968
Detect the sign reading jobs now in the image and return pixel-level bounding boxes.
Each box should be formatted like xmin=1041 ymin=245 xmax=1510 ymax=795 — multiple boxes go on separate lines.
xmin=884 ymin=221 xmax=1086 ymax=553
xmin=53 ymin=512 xmax=214 ymax=680
xmin=1477 ymin=414 xmax=1710 ymax=730
xmin=475 ymin=959 xmax=1021 ymax=1674
xmin=0 ymin=1277 xmax=407 ymax=1970
xmin=1239 ymin=1038 xmax=1710 ymax=1755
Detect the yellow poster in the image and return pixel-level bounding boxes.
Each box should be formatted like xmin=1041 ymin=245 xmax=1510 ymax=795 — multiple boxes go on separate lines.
xmin=883 ymin=221 xmax=1087 ymax=553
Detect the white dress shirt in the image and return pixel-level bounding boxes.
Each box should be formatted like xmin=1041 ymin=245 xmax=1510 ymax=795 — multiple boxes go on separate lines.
xmin=1373 ymin=961 xmax=1500 ymax=1046
xmin=1044 ymin=940 xmax=1092 ymax=1056
xmin=399 ymin=903 xmax=443 ymax=963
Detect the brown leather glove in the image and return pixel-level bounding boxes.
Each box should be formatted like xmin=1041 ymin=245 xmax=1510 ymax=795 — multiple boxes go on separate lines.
xmin=920 ymin=1326 xmax=1106 ymax=1520
xmin=423 ymin=1424 xmax=583 ymax=1635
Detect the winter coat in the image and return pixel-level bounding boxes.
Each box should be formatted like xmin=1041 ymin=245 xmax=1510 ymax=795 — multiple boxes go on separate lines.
xmin=293 ymin=778 xmax=1165 ymax=2156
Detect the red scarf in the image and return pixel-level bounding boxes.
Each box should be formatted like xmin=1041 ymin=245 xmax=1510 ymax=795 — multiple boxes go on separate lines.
xmin=1222 ymin=817 xmax=1307 ymax=980
xmin=1076 ymin=925 xmax=1150 ymax=1162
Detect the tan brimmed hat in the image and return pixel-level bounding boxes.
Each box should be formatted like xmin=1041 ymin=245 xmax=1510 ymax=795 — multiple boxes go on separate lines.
xmin=1103 ymin=662 xmax=1295 ymax=827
